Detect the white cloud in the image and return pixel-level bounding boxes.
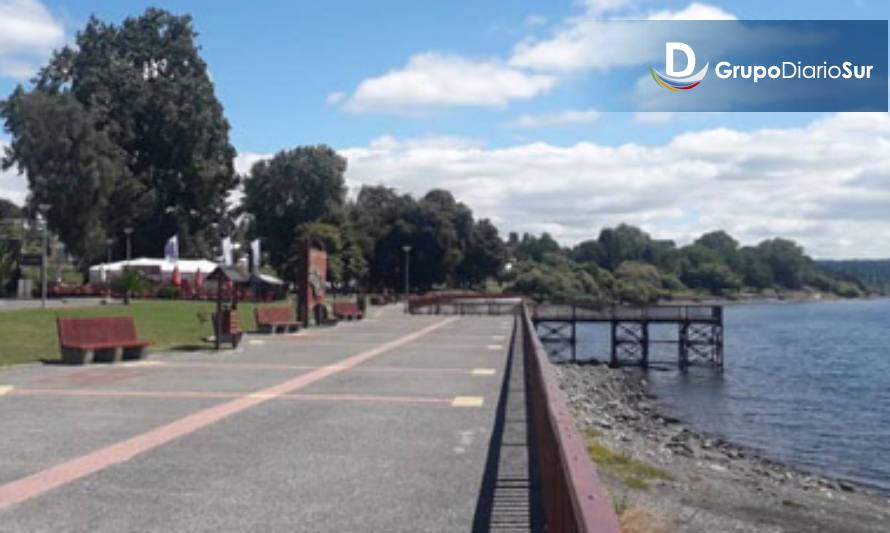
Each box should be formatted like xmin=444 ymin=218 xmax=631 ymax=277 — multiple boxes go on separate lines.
xmin=524 ymin=14 xmax=548 ymax=27
xmin=647 ymin=2 xmax=737 ymax=21
xmin=234 ymin=152 xmax=271 ymax=176
xmin=633 ymin=112 xmax=675 ymax=124
xmin=510 ymin=2 xmax=736 ymax=72
xmin=0 ymin=0 xmax=65 ymax=79
xmin=582 ymin=0 xmax=633 ymax=15
xmin=368 ymin=135 xmax=485 ymax=151
xmin=0 ymin=139 xmax=28 ymax=205
xmin=341 ymin=113 xmax=890 ymax=259
xmin=325 ymin=91 xmax=345 ymax=105
xmin=343 ymin=52 xmax=556 ymax=112
xmin=507 ymin=109 xmax=600 ymax=128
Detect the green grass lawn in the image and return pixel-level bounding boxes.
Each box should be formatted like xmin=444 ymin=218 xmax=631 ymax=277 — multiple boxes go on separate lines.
xmin=0 ymin=299 xmax=293 ymax=366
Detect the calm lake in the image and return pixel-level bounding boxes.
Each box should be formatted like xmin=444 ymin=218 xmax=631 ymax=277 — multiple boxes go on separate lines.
xmin=570 ymin=298 xmax=890 ymax=493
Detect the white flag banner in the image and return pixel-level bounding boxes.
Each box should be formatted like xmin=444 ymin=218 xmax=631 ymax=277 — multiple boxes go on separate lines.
xmin=251 ymin=239 xmax=261 ymax=270
xmin=222 ymin=237 xmax=233 ymax=266
xmin=164 ymin=235 xmax=178 ymax=262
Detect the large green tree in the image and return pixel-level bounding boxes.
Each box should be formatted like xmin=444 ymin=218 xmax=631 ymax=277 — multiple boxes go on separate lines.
xmin=1 ymin=9 xmax=236 ymax=268
xmin=242 ymin=145 xmax=347 ymax=271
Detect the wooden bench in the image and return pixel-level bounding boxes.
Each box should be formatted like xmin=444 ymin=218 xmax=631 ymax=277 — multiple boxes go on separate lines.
xmin=254 ymin=306 xmax=302 ymax=333
xmin=57 ymin=317 xmax=152 ymax=365
xmin=332 ymin=302 xmax=363 ymax=321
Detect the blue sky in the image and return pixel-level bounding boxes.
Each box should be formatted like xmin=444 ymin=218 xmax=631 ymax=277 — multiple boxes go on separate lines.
xmin=1 ymin=0 xmax=890 ymax=258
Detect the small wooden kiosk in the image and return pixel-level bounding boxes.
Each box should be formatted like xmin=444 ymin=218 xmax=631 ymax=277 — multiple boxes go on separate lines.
xmin=207 ymin=266 xmax=249 ymax=350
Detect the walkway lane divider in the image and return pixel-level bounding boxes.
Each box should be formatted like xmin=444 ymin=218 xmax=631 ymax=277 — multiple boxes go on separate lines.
xmin=0 ymin=316 xmax=459 ymax=509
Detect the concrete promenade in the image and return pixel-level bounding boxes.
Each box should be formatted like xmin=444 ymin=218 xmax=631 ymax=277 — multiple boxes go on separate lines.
xmin=0 ymin=306 xmax=522 ymax=532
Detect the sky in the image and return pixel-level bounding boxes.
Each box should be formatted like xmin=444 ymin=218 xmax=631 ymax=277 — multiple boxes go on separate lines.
xmin=1 ymin=0 xmax=889 ymax=258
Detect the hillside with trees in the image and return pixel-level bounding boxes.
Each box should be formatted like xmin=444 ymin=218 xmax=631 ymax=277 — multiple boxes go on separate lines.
xmin=502 ymin=226 xmax=869 ymax=305
xmin=817 ymin=259 xmax=890 ymax=294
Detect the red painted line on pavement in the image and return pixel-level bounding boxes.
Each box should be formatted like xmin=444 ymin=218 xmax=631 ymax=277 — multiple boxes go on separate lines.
xmin=0 ymin=317 xmax=458 ymax=509
xmin=29 ymin=368 xmax=153 ymax=387
xmin=9 ymin=388 xmax=453 ymax=405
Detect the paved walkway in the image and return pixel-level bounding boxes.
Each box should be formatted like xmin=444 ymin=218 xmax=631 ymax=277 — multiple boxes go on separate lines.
xmin=0 ymin=298 xmax=113 ymax=311
xmin=0 ymin=306 xmax=528 ymax=532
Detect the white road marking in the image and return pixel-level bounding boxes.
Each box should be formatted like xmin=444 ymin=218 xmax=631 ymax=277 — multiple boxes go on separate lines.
xmin=471 ymin=368 xmax=496 ymax=376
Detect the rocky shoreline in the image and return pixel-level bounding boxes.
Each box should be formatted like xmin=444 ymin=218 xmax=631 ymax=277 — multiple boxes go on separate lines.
xmin=556 ymin=363 xmax=890 ymax=532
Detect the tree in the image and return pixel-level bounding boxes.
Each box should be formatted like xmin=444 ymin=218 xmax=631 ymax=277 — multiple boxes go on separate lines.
xmin=1 ymin=91 xmax=122 ymax=269
xmin=514 ymin=232 xmax=561 ymax=262
xmin=737 ymin=247 xmax=774 ymax=289
xmin=242 ymin=145 xmax=347 ymax=271
xmin=457 ymin=219 xmax=507 ymax=287
xmin=1 ymin=9 xmax=236 ymax=268
xmin=755 ymin=238 xmax=812 ymax=289
xmin=614 ymin=261 xmax=664 ymax=304
xmin=572 ymin=239 xmax=602 ymax=264
xmin=0 ymin=198 xmax=22 ymax=219
xmin=681 ymin=261 xmax=742 ymax=294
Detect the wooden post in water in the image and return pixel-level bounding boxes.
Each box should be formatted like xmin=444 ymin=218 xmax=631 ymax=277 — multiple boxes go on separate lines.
xmin=641 ymin=321 xmax=649 ymax=369
xmin=678 ymin=322 xmax=689 ymax=370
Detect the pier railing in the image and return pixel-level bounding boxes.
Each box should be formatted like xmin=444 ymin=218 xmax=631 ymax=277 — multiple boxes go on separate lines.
xmin=518 ymin=303 xmax=622 ymax=532
xmin=407 ymin=293 xmax=521 ymax=316
xmin=531 ymin=303 xmax=722 ymax=323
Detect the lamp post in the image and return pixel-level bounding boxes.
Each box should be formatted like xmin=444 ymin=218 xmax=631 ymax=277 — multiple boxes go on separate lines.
xmin=38 ymin=203 xmax=51 ymax=309
xmin=402 ymin=245 xmax=411 ymax=297
xmin=123 ymin=227 xmax=133 ymax=263
xmin=106 ymin=238 xmax=115 ymax=263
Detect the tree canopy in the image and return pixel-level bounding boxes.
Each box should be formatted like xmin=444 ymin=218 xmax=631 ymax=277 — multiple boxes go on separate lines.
xmin=242 ymin=145 xmax=348 ymax=270
xmin=1 ymin=8 xmax=236 ymax=269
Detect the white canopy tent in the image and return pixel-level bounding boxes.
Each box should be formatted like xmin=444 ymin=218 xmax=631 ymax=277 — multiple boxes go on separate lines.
xmin=88 ymin=258 xmax=220 ymax=283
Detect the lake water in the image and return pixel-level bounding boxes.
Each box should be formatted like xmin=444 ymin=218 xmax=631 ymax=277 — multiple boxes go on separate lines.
xmin=567 ymin=299 xmax=890 ymax=494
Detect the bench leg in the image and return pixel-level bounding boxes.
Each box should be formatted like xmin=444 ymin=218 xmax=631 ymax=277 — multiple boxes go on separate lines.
xmin=61 ymin=347 xmax=92 ymax=365
xmin=123 ymin=346 xmax=147 ymax=361
xmin=94 ymin=347 xmax=123 ymax=363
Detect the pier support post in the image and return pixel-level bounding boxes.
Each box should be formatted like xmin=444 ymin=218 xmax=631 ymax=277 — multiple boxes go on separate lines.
xmin=678 ymin=322 xmax=689 ymax=370
xmin=641 ymin=321 xmax=649 ymax=369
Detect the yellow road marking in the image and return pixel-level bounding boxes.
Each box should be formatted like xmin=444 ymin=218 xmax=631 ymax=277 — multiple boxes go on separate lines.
xmin=0 ymin=386 xmax=13 ymax=396
xmin=451 ymin=396 xmax=484 ymax=408
xmin=471 ymin=368 xmax=496 ymax=376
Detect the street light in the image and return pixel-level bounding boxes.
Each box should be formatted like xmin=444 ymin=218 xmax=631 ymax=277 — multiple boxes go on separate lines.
xmin=402 ymin=245 xmax=412 ymax=296
xmin=123 ymin=227 xmax=134 ymax=263
xmin=37 ymin=203 xmax=51 ymax=309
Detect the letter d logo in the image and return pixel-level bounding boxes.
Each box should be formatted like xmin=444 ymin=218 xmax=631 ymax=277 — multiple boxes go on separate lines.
xmin=666 ymin=42 xmax=696 ymax=77
xmin=650 ymin=42 xmax=709 ymax=92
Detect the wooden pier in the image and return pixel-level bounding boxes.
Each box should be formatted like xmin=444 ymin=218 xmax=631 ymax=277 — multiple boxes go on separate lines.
xmin=530 ymin=304 xmax=724 ymax=369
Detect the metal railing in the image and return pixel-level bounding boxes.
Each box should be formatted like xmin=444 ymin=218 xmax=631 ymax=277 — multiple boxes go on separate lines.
xmin=407 ymin=293 xmax=521 ymax=316
xmin=532 ymin=303 xmax=722 ymax=323
xmin=518 ymin=304 xmax=622 ymax=532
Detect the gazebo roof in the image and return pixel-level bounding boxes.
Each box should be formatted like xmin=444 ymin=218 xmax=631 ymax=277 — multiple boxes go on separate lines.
xmin=207 ymin=266 xmax=250 ymax=283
